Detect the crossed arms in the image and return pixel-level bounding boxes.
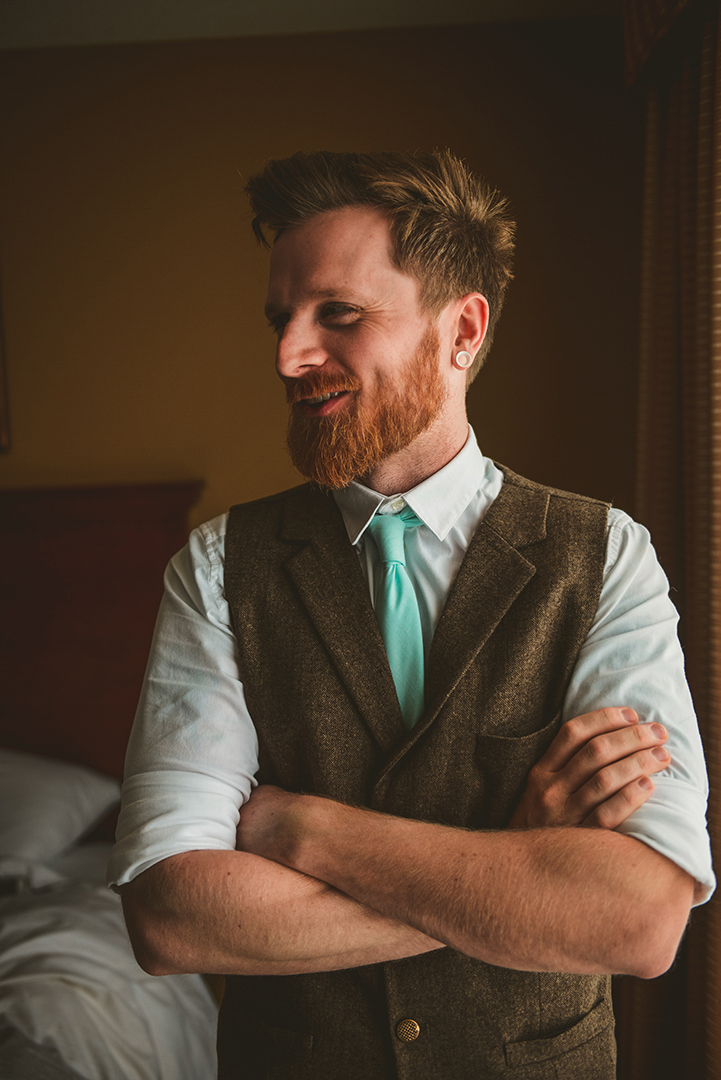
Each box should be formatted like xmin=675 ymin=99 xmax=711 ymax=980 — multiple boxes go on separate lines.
xmin=120 ymin=707 xmax=695 ymax=981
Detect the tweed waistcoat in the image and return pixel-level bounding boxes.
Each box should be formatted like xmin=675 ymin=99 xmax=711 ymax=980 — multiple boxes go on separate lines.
xmin=218 ymin=466 xmax=616 ymax=1080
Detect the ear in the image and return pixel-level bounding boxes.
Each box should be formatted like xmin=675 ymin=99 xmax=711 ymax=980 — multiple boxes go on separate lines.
xmin=454 ymin=294 xmax=489 ymax=357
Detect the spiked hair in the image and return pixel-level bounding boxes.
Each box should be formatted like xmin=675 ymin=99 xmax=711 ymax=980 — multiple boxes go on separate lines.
xmin=245 ymin=149 xmax=515 ymax=380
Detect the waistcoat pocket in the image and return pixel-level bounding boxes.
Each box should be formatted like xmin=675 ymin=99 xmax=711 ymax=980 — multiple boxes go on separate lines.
xmin=504 ymin=998 xmax=614 ymax=1072
xmin=474 ymin=710 xmax=562 ymax=825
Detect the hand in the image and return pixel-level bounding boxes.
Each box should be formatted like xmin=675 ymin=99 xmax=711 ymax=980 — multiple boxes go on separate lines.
xmin=236 ymin=784 xmax=305 ymax=865
xmin=509 ymin=707 xmax=670 ymax=830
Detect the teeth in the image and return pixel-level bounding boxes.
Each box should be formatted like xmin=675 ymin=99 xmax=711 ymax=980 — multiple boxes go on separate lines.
xmin=306 ymin=391 xmax=344 ymax=405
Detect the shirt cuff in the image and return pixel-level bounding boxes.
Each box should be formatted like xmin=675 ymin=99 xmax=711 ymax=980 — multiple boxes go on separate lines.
xmin=107 ymin=771 xmax=243 ymax=887
xmin=616 ymin=779 xmax=716 ymax=905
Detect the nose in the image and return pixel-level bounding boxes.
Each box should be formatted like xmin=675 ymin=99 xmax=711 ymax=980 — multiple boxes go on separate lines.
xmin=275 ymin=318 xmax=328 ymax=381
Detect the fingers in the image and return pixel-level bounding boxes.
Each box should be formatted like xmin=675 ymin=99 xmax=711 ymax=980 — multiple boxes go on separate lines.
xmin=569 ymin=739 xmax=669 ymax=824
xmin=538 ymin=707 xmax=639 ymax=773
xmin=559 ymin=720 xmax=669 ymax=795
xmin=582 ymin=776 xmax=655 ymax=830
xmin=511 ymin=708 xmax=672 ymax=831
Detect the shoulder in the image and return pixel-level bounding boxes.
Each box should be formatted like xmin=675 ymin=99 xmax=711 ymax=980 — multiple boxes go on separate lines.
xmin=489 ymin=463 xmax=610 ymax=552
xmin=166 ymin=513 xmax=230 ymax=617
xmin=193 ymin=511 xmax=229 ymax=557
xmin=495 ymin=462 xmax=610 ymax=510
xmin=601 ymin=508 xmax=664 ymax=589
xmin=604 ymin=506 xmax=652 ymax=557
xmin=229 ymin=482 xmax=314 ymax=512
xmin=226 ymin=482 xmax=345 ymax=551
xmin=225 ymin=486 xmax=315 ymax=527
xmin=493 ymin=467 xmax=650 ymax=560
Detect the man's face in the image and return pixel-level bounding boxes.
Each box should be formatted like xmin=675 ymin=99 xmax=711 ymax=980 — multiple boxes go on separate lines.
xmin=265 ymin=207 xmax=448 ymax=488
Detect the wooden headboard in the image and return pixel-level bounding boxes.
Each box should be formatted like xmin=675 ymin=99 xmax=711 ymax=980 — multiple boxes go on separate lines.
xmin=0 ymin=481 xmax=203 ymax=780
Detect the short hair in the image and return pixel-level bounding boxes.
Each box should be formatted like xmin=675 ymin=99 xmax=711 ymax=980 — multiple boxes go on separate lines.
xmin=245 ymin=149 xmax=515 ymax=379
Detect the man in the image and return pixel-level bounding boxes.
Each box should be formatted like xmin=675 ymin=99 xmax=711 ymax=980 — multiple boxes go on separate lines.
xmin=111 ymin=151 xmax=713 ymax=1079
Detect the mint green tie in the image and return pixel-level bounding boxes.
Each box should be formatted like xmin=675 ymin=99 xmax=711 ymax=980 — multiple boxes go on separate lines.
xmin=367 ymin=507 xmax=425 ymax=729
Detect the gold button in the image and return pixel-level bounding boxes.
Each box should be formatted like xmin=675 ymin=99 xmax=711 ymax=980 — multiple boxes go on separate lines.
xmin=396 ymin=1018 xmax=420 ymax=1042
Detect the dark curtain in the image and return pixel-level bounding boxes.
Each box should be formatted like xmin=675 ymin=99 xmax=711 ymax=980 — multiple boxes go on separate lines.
xmin=616 ymin=1 xmax=721 ymax=1076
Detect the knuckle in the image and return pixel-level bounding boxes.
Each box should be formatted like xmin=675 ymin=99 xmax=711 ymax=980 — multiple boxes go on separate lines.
xmin=592 ymin=806 xmax=615 ymax=829
xmin=586 ymin=735 xmax=608 ymax=764
xmin=537 ymin=785 xmax=558 ymax=813
xmin=631 ymin=723 xmax=650 ymax=746
xmin=526 ymin=763 xmax=547 ymax=788
xmin=637 ymin=749 xmax=654 ymax=770
xmin=589 ymin=767 xmax=615 ymax=797
xmin=584 ymin=804 xmax=613 ymax=829
xmin=616 ymin=782 xmax=638 ymax=807
xmin=562 ymin=717 xmax=584 ymax=744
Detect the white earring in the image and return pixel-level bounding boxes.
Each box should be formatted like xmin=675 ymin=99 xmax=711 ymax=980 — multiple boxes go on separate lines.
xmin=455 ymin=351 xmax=473 ymax=369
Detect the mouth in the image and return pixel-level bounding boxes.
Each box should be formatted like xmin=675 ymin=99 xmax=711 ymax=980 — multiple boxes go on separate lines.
xmin=294 ymin=388 xmax=352 ymax=418
xmin=301 ymin=390 xmax=348 ymax=408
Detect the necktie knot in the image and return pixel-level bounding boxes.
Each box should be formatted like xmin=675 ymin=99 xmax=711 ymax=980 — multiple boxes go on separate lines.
xmin=367 ymin=506 xmax=422 ymax=566
xmin=368 ymin=513 xmax=406 ymax=566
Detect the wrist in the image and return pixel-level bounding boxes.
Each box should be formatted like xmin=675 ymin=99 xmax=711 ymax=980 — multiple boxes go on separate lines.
xmin=285 ymin=793 xmax=340 ymax=876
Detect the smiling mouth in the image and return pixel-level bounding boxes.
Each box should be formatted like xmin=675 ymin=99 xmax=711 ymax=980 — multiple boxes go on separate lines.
xmin=301 ymin=390 xmax=348 ymax=408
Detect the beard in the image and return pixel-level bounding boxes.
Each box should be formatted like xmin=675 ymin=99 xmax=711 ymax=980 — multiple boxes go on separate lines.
xmin=285 ymin=324 xmax=446 ymax=489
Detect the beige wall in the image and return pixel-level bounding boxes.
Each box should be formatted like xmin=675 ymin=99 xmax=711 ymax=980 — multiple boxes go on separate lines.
xmin=0 ymin=18 xmax=643 ymax=530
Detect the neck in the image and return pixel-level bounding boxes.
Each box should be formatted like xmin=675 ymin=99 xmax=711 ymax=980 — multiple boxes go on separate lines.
xmin=360 ymin=410 xmax=469 ymax=496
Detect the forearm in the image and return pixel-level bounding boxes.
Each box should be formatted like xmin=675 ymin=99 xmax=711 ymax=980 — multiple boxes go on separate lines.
xmin=257 ymin=796 xmax=694 ymax=979
xmin=119 ymin=848 xmax=443 ymax=976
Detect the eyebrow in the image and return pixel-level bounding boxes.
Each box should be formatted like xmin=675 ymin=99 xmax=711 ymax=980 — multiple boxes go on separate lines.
xmin=264 ymin=288 xmax=361 ymax=319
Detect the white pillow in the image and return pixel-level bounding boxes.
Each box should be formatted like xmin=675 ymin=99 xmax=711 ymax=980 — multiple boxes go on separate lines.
xmin=0 ymin=749 xmax=120 ymax=862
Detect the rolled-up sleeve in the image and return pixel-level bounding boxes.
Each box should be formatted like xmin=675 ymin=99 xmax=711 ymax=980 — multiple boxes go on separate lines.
xmin=562 ymin=509 xmax=715 ymax=903
xmin=107 ymin=515 xmax=259 ymax=887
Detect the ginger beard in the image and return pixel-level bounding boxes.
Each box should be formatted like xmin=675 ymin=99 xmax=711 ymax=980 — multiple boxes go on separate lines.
xmin=286 ymin=323 xmax=446 ymax=489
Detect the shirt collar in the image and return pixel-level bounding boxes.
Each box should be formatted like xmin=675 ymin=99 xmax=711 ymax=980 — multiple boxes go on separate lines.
xmin=332 ymin=426 xmax=496 ymax=545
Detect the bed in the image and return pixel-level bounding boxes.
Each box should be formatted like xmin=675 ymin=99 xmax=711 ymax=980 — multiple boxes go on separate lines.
xmin=0 ymin=481 xmax=218 ymax=1080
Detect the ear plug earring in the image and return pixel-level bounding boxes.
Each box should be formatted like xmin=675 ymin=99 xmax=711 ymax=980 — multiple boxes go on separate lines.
xmin=455 ymin=351 xmax=473 ymax=369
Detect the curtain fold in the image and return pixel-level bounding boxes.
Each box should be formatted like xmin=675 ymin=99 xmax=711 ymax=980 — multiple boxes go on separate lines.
xmin=625 ymin=0 xmax=695 ymax=82
xmin=620 ymin=1 xmax=721 ymax=1075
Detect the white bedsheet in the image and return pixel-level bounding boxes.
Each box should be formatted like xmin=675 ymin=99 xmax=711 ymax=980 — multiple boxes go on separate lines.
xmin=0 ymin=855 xmax=218 ymax=1080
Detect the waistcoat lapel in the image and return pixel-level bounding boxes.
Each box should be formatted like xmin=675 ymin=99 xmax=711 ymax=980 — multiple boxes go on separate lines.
xmin=280 ymin=487 xmax=405 ymax=750
xmin=422 ymin=475 xmax=549 ymax=733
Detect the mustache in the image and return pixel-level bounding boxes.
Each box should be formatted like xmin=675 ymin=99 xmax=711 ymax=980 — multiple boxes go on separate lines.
xmin=285 ymin=371 xmax=361 ymax=405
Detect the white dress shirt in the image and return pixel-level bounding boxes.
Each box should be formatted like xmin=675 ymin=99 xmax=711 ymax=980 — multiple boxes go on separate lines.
xmin=108 ymin=429 xmax=715 ymax=903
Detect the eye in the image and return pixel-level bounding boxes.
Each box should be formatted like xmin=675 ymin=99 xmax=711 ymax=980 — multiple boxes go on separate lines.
xmin=320 ymin=303 xmax=361 ymax=324
xmin=266 ymin=314 xmax=289 ymax=335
